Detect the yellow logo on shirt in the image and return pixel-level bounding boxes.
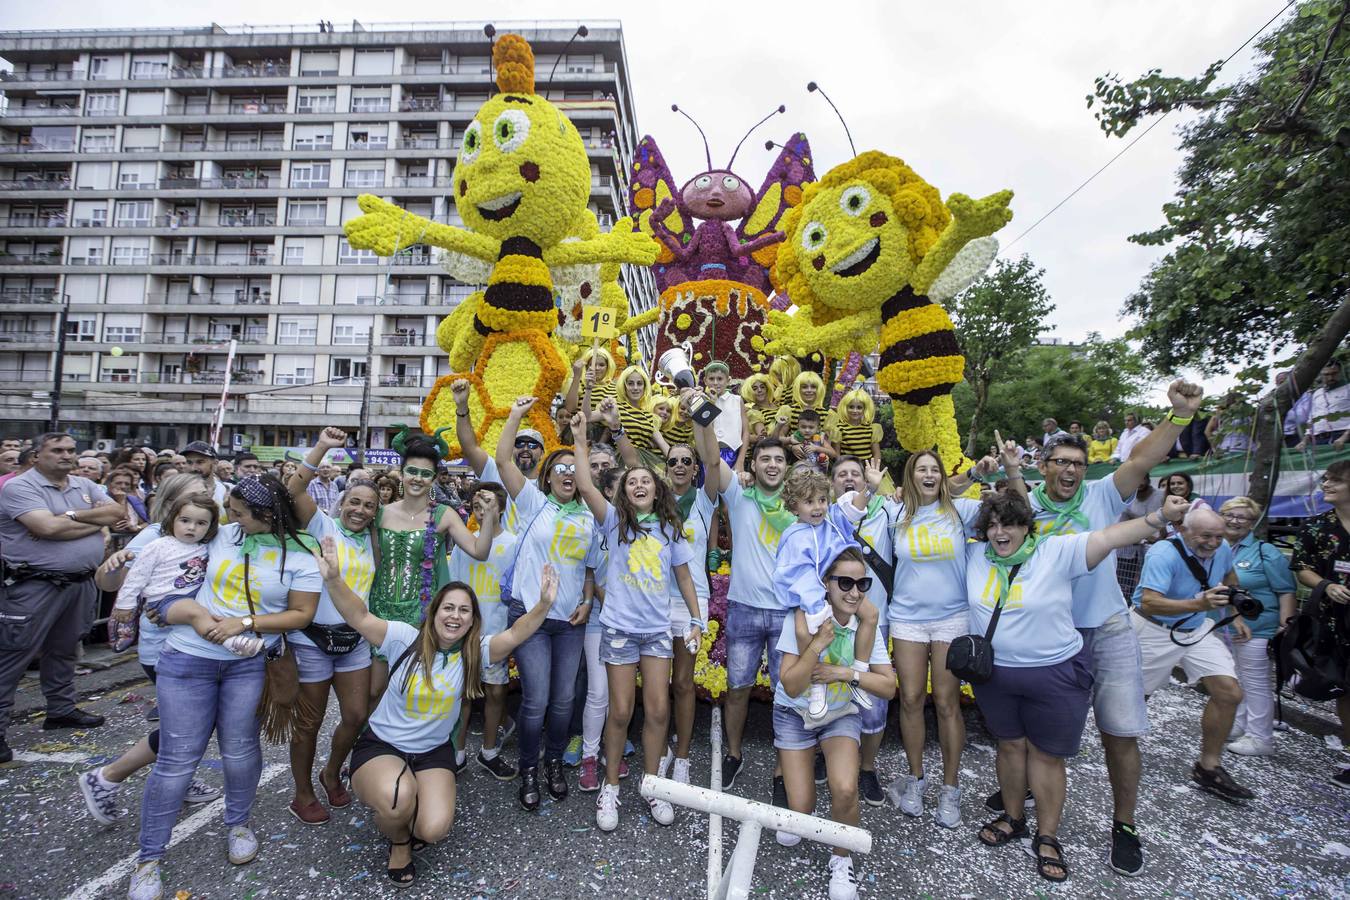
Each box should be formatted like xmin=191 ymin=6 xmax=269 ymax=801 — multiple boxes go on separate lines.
xmin=403 ymin=659 xmax=458 ymax=720
xmin=550 ymin=519 xmax=589 ymax=562
xmin=1035 ymin=517 xmax=1081 ymax=538
xmin=906 ymin=524 xmax=955 ymax=562
xmin=978 ymin=569 xmax=1024 ymax=611
xmin=757 ymin=518 xmax=782 ymax=552
xmin=335 ymin=537 xmax=374 ymax=597
xmin=211 ymin=558 xmax=265 ymax=613
xmin=622 ymin=534 xmax=666 ymax=594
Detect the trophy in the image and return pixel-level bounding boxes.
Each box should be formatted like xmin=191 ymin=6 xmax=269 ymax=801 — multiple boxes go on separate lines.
xmin=657 ymin=345 xmax=720 ymax=426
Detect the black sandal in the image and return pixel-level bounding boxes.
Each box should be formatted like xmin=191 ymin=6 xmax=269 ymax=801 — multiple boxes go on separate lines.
xmin=387 ymin=839 xmax=416 ymax=888
xmin=410 ymin=836 xmax=430 ymax=854
xmin=1031 ymin=834 xmax=1068 ymax=882
xmin=978 ymin=812 xmax=1029 ymax=847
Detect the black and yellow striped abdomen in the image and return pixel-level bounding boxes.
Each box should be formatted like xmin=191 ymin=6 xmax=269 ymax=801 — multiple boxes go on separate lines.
xmin=474 ymin=236 xmax=557 ymax=336
xmin=876 ymin=286 xmax=964 ymax=405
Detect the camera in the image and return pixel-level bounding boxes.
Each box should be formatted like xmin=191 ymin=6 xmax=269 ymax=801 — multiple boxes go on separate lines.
xmin=1225 ymin=586 xmax=1263 ymax=619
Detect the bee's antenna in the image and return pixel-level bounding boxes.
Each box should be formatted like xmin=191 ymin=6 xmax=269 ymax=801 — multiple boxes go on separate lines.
xmin=545 ymin=25 xmax=589 ymax=101
xmin=671 ymin=104 xmax=713 ymax=171
xmin=807 ymin=81 xmax=856 ymax=157
xmin=727 ymin=104 xmax=786 ymax=169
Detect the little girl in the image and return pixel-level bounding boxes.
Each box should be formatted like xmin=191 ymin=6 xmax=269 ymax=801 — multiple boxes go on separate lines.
xmin=113 ymin=492 xmax=263 ymax=658
xmin=774 ymin=464 xmax=883 ymax=720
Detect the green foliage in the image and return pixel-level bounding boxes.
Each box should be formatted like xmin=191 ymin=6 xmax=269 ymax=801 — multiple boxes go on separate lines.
xmin=1087 ymin=0 xmax=1350 ymax=374
xmin=952 ymin=334 xmax=1154 ymax=451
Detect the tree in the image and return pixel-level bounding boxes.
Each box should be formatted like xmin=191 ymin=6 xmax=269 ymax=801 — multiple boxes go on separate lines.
xmin=1088 ymin=0 xmax=1350 ymax=514
xmin=952 ymin=333 xmax=1154 ymax=453
xmin=949 ymin=256 xmax=1056 ymax=457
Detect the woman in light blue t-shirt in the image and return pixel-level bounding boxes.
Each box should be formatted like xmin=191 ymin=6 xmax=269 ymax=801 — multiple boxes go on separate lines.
xmin=319 ymin=539 xmax=559 ymax=889
xmin=572 ymin=411 xmax=703 ymax=834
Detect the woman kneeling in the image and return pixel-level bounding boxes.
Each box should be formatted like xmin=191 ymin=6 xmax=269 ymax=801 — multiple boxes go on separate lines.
xmin=776 ymin=547 xmax=896 ymax=900
xmin=317 ymin=537 xmax=558 ymax=888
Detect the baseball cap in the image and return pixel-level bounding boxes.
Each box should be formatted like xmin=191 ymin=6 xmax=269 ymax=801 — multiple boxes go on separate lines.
xmin=182 ymin=440 xmax=218 ymax=459
xmin=516 ymin=429 xmax=544 ymax=448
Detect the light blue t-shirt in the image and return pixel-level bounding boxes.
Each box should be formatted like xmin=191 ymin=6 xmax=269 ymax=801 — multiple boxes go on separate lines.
xmin=448 ymin=525 xmax=517 ymax=637
xmin=888 ymin=498 xmax=981 ymax=624
xmin=169 ymin=524 xmax=324 ymax=661
xmin=125 ymin=524 xmax=167 ymax=667
xmin=477 ymin=457 xmax=521 ymax=535
xmin=722 ymin=479 xmax=787 ymax=610
xmin=509 ymin=481 xmax=602 ymax=621
xmin=366 ymin=620 xmax=493 ymax=754
xmin=771 ymin=614 xmax=890 ymax=713
xmin=598 ymin=506 xmax=695 ymax=634
xmin=672 ymin=489 xmax=715 ymax=603
xmin=966 ymin=533 xmax=1091 ymax=667
xmin=1029 ymin=477 xmax=1130 ymax=629
xmin=1132 ymin=537 xmax=1236 ymax=629
xmin=1231 ymin=533 xmax=1296 ymax=640
xmin=587 ymin=547 xmax=608 ymax=635
xmin=289 ymin=511 xmax=375 ymax=650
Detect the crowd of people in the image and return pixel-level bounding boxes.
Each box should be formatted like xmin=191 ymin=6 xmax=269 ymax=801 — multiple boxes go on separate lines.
xmin=0 ymin=355 xmax=1346 ymax=900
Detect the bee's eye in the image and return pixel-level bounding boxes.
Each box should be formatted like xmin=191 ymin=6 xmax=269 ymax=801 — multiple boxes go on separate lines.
xmin=722 ymin=175 xmax=740 ymax=191
xmin=461 ymin=121 xmax=483 ymax=164
xmin=840 ymin=185 xmax=871 ymax=216
xmin=801 ymin=221 xmax=827 ymax=251
xmin=492 ymin=110 xmax=531 ymax=154
xmin=695 ymin=175 xmax=712 ymax=189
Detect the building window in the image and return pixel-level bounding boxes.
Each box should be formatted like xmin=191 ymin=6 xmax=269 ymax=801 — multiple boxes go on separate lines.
xmin=80 ymin=129 xmax=116 ymax=152
xmin=104 ymin=324 xmax=142 ymax=343
xmin=277 ymin=318 xmax=317 ymax=345
xmin=283 ymin=241 xmax=306 ymax=265
xmin=131 ymin=59 xmax=168 ymax=79
xmin=111 ymin=243 xmax=149 ymax=265
xmin=65 ymin=317 xmax=96 ymax=342
xmin=290 ymin=162 xmax=330 ymax=188
xmin=114 ymin=201 xmax=151 ymax=227
xmin=273 ymin=355 xmax=315 ymax=385
xmin=344 ymin=165 xmax=385 ymax=188
xmin=296 ymin=89 xmax=337 ymax=114
xmin=286 ymin=201 xmax=326 ymax=226
xmin=89 ymin=57 xmax=115 ymax=80
xmin=332 ymin=318 xmax=371 ymax=345
xmin=84 ymin=92 xmax=120 ymax=116
xmin=338 ymin=239 xmax=377 ymax=265
xmin=350 ymin=88 xmax=391 ymax=113
xmin=331 ymin=357 xmax=368 ymax=383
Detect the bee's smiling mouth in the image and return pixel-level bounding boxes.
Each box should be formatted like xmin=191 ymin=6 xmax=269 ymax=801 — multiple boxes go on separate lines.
xmin=831 ymin=238 xmax=880 ymax=277
xmin=477 ymin=191 xmax=522 ymax=221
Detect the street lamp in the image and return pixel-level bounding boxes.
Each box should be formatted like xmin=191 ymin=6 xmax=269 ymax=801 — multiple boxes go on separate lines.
xmin=48 ymin=293 xmax=70 ymax=432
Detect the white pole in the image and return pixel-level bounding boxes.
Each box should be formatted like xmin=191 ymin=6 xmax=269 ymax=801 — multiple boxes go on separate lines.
xmin=641 ymin=774 xmax=872 ymax=854
xmin=209 ymin=339 xmax=238 ymax=452
xmin=713 ymin=821 xmax=761 ymax=900
xmin=707 ymin=706 xmax=723 ymax=900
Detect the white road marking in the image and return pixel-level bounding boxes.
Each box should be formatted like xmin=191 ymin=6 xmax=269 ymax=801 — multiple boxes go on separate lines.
xmin=63 ymin=762 xmax=288 ymax=900
xmin=14 ymin=751 xmax=92 ymax=764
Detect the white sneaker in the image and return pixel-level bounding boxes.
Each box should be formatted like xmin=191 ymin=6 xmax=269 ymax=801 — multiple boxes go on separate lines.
xmin=184 ymin=778 xmax=220 ymax=804
xmin=1225 ymin=735 xmax=1274 ymax=757
xmin=226 ymin=825 xmax=258 ymax=865
xmin=776 ymin=829 xmax=802 ymax=847
xmin=671 ymin=757 xmax=691 ymax=785
xmin=595 ymin=783 xmax=620 ymax=832
xmin=647 ymin=796 xmax=675 ymax=826
xmin=807 ymin=683 xmax=828 ymax=719
xmin=224 ymin=635 xmax=264 ymax=658
xmin=935 ymin=784 xmax=961 ymax=828
xmin=827 ymin=854 xmax=858 ymax=900
xmin=887 ymin=773 xmax=927 ymax=816
xmin=1227 ymin=724 xmax=1244 ymax=742
xmin=851 ymin=686 xmax=873 ymax=711
xmin=79 ymin=768 xmax=127 ymax=825
xmin=127 ymin=860 xmax=162 ymax=900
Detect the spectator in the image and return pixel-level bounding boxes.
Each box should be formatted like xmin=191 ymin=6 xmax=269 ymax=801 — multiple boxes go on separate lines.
xmin=150 ymin=460 xmax=179 ymax=489
xmin=1162 ymin=472 xmax=1195 ymax=502
xmin=181 ymin=441 xmax=227 ymax=511
xmin=76 ymin=456 xmax=104 ymax=481
xmin=1067 ymin=421 xmax=1083 ymax=436
xmin=1112 ymin=413 xmax=1151 ymax=463
xmin=1131 ymin=505 xmax=1253 ymax=802
xmin=1216 ymin=497 xmax=1295 ymax=758
xmin=0 ymin=437 xmax=21 ymax=452
xmin=0 ymin=433 xmax=129 ymax=764
xmin=1087 ymin=421 xmax=1117 ymax=464
xmin=0 ymin=447 xmax=19 ymax=478
xmin=1114 ymin=472 xmax=1163 ymax=600
xmin=1021 ymin=435 xmax=1042 ymax=465
xmin=433 ymin=467 xmax=462 ymax=508
xmin=1289 ymin=459 xmax=1350 ymax=789
xmin=306 ymin=460 xmax=341 ymax=514
xmin=1175 ymin=412 xmax=1212 ymax=460
xmin=1277 ymin=370 xmax=1312 ymax=448
xmin=1041 ymin=418 xmax=1067 ymax=443
xmin=233 ymin=452 xmax=262 ymax=480
xmin=1296 ymin=360 xmax=1350 ymax=449
xmin=375 ymin=473 xmax=400 ymax=504
xmin=215 ymin=459 xmax=236 ymax=485
xmin=0 ymin=448 xmax=35 ymax=493
xmin=1204 ymin=393 xmax=1253 ymax=457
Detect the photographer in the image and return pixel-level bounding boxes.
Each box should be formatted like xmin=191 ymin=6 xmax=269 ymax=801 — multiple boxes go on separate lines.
xmin=1131 ymin=505 xmax=1252 ymax=802
xmin=1217 ymin=498 xmax=1295 ymax=758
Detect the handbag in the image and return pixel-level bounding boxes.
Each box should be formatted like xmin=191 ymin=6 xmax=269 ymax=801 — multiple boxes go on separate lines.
xmin=107 ymin=601 xmax=141 ymax=653
xmin=301 ymin=621 xmax=363 ymax=656
xmin=947 ymin=563 xmax=1022 ymax=685
xmin=244 ymin=556 xmax=320 ymax=743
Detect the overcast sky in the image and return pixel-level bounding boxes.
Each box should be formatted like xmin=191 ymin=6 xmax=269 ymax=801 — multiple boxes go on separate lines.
xmin=1 ymin=0 xmax=1293 ymax=388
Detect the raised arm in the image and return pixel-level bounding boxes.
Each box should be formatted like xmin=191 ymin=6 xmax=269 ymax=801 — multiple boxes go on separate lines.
xmin=692 ymin=399 xmax=733 ymax=493
xmin=314 ymin=537 xmax=388 ymax=647
xmin=1086 ymin=495 xmax=1188 ymax=570
xmin=1113 ymin=380 xmax=1204 ymax=499
xmin=562 ymin=357 xmax=586 ymax=417
xmin=596 ymin=399 xmax=641 ymax=468
xmin=570 ymin=412 xmax=611 ymax=523
xmin=488 ymin=564 xmax=560 ymax=664
xmin=494 ymin=396 xmax=536 ymax=499
xmin=440 ymin=494 xmax=498 ymax=560
xmin=287 ymin=426 xmax=348 ymax=524
xmin=450 ymin=379 xmax=489 ymax=474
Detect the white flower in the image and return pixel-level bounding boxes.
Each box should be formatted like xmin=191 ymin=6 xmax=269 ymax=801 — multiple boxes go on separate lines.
xmin=928 ymin=236 xmax=999 ymax=301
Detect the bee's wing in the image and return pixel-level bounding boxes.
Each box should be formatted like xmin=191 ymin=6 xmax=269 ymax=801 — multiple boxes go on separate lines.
xmin=926 ymin=236 xmax=1000 ymax=302
xmin=628 ymin=135 xmax=690 ymax=254
xmin=736 ymin=131 xmax=817 ymax=267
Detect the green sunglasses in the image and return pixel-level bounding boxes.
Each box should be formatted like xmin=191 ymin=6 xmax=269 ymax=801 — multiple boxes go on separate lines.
xmin=403 ymin=465 xmax=437 ymax=479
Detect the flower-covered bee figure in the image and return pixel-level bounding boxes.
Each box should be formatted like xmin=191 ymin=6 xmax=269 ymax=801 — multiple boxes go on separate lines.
xmin=764 ymin=150 xmax=1012 ymax=470
xmin=344 ymin=34 xmax=658 ymax=456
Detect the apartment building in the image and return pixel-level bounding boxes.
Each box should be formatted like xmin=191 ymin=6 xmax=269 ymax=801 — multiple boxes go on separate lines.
xmin=0 ymin=20 xmax=653 ymax=451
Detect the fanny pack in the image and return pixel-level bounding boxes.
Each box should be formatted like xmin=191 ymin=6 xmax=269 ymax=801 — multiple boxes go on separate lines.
xmin=301 ymin=621 xmax=363 ymax=656
xmin=2 ymin=564 xmax=95 ymax=589
xmin=947 ymin=563 xmax=1022 ymax=685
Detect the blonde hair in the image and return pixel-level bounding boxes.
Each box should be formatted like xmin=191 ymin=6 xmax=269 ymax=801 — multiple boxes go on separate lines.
xmin=617 ymin=364 xmax=652 ymax=408
xmin=1218 ymin=496 xmax=1263 ymax=519
xmin=897 ymin=450 xmax=959 ymax=532
xmin=1093 ymin=420 xmax=1111 ymax=438
xmin=840 ymin=388 xmax=875 ymax=425
xmin=769 ymin=356 xmax=801 ymax=394
xmin=578 ymin=346 xmax=616 ymax=383
xmin=790 ymin=371 xmax=826 ymax=409
xmin=740 ymin=373 xmax=779 ymax=407
xmin=782 ymin=467 xmax=832 ymax=513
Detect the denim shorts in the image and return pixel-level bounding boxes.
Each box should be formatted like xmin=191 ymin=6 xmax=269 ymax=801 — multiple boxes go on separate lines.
xmin=599 ymin=626 xmax=672 ymax=666
xmin=973 ymin=644 xmax=1094 ymax=758
xmin=1079 ymin=610 xmax=1150 ymax=738
xmin=859 ymin=623 xmax=889 ymax=736
xmin=725 ymin=603 xmax=788 ymax=691
xmin=772 ymin=704 xmax=862 ymax=751
xmin=481 ymin=656 xmax=509 ymax=686
xmin=291 ymin=639 xmax=371 ymax=683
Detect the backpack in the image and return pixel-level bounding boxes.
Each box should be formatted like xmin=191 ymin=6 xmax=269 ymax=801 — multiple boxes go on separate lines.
xmin=1270 ymin=582 xmax=1348 ymax=704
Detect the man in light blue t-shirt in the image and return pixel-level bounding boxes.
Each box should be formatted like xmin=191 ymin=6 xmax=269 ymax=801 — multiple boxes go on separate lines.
xmin=1022 ymin=379 xmax=1204 ymax=877
xmin=1131 ymin=505 xmax=1251 ymax=803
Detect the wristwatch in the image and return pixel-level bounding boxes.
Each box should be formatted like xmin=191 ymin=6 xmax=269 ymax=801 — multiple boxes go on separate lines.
xmin=240 ymin=615 xmax=255 ymax=631
xmin=850 ymin=672 xmax=861 ymax=688
xmin=63 ymin=509 xmax=78 ymax=521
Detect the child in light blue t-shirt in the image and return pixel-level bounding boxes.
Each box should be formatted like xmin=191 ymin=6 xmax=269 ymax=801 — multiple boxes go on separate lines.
xmin=773 ymin=465 xmax=882 ymax=719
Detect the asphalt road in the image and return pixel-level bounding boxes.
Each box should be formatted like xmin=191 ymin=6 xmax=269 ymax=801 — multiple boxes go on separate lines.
xmin=1 ymin=651 xmax=1347 ymax=900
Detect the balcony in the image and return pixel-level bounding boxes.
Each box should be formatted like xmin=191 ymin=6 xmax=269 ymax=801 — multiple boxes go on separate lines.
xmin=0 ymin=178 xmax=73 ymax=191
xmin=147 ymin=330 xmax=268 ymax=345
xmin=0 ymin=252 xmax=62 ymax=265
xmin=147 ymin=253 xmax=275 ymax=266
xmin=0 ymin=70 xmax=86 ymax=82
xmin=390 ymin=175 xmax=448 ymax=188
xmin=0 ymin=289 xmax=59 ymax=304
xmin=163 ymin=101 xmax=288 ymax=116
xmin=0 ymin=330 xmax=56 ymax=344
xmin=393 ymin=136 xmax=445 ymax=150
xmin=162 ymin=138 xmax=286 ymax=152
xmin=0 ymin=215 xmax=69 ymax=227
xmin=344 ymin=174 xmax=387 ymax=189
xmin=381 ymin=331 xmax=426 ymax=347
xmin=144 ymin=291 xmax=272 ymax=306
xmin=0 ymin=139 xmax=78 ymax=153
xmin=350 ymin=100 xmax=392 ymax=114
xmin=285 ymin=216 xmax=327 ymax=227
xmin=157 ymin=175 xmax=274 ymax=190
xmin=4 ymin=106 xmax=80 ymax=118
xmin=388 ymin=251 xmax=434 ymax=266
xmin=398 ymin=98 xmax=447 ymax=112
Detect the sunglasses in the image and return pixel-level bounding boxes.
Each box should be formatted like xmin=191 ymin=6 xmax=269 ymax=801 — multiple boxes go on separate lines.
xmin=1045 ymin=458 xmax=1087 ymax=471
xmin=515 ymin=438 xmax=543 ymax=450
xmin=829 ymin=575 xmax=873 ymax=594
xmin=403 ymin=465 xmax=436 ymax=479
xmin=666 ymin=456 xmax=695 ymax=466
xmin=552 ymin=463 xmax=577 ymax=475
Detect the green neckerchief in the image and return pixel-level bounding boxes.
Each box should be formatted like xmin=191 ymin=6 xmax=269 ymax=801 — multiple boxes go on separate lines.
xmin=1030 ymin=482 xmax=1091 ymax=534
xmin=863 ymin=493 xmax=886 ymax=521
xmin=547 ymin=494 xmax=587 ymax=517
xmin=240 ymin=531 xmax=319 ymax=559
xmin=822 ymin=617 xmax=856 ymax=669
xmin=439 ymin=639 xmax=463 ymax=667
xmin=674 ymin=488 xmax=698 ymax=522
xmin=636 ymin=511 xmax=658 ymax=524
xmin=334 ymin=517 xmax=369 ymax=542
xmin=984 ymin=534 xmax=1040 ymax=601
xmin=743 ymin=485 xmax=796 ymax=533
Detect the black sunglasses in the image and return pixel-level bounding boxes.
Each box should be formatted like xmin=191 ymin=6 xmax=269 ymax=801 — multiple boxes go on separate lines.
xmin=666 ymin=455 xmax=695 ymax=466
xmin=829 ymin=575 xmax=873 ymax=594
xmin=515 ymin=438 xmax=542 ymax=450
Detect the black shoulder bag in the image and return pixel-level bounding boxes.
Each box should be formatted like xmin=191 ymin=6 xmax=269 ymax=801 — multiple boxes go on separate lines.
xmin=1163 ymin=538 xmax=1245 ymax=647
xmin=853 ymin=509 xmax=896 ymax=604
xmin=947 ymin=563 xmax=1022 ymax=684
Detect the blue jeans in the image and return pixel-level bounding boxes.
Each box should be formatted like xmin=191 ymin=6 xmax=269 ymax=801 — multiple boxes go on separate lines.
xmin=138 ymin=647 xmax=264 ymax=862
xmin=725 ymin=603 xmax=788 ymax=691
xmin=508 ymin=600 xmax=585 ymax=768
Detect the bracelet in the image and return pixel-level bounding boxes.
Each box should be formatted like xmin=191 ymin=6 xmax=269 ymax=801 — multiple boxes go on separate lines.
xmin=300 ymin=459 xmax=319 ymax=473
xmin=610 ymin=426 xmax=625 ymax=439
xmin=456 ymin=409 xmax=469 ymax=418
xmin=1167 ymin=412 xmax=1194 ymax=426
xmin=687 ymin=617 xmax=707 ymax=633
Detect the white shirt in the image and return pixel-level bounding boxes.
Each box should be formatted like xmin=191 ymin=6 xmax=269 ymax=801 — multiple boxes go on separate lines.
xmin=1114 ymin=424 xmax=1151 ymax=461
xmin=711 ymin=392 xmax=744 ymax=450
xmin=1309 ymin=382 xmax=1350 ymax=437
